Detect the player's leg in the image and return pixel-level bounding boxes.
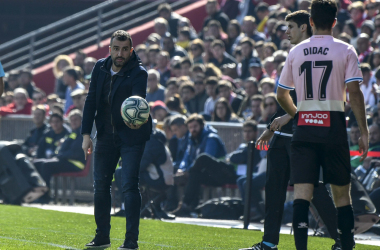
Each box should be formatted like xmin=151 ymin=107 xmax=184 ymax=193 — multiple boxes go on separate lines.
xmin=291 ymin=142 xmax=320 ymax=250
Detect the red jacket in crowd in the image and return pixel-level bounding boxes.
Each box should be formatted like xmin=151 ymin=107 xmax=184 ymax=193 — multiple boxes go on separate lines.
xmin=0 ymin=99 xmax=33 ymax=116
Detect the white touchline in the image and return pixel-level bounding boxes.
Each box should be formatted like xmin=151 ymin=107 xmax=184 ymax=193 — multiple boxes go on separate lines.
xmin=0 ymin=236 xmax=81 ymax=250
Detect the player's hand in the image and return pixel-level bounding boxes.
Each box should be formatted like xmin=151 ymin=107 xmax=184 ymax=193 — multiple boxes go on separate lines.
xmin=82 ymin=135 xmax=93 ymax=160
xmin=255 ymin=129 xmax=274 ymax=150
xmin=358 ymin=133 xmax=369 ymax=162
xmin=124 ymin=119 xmax=148 ymax=129
xmin=270 ymin=114 xmax=292 ymax=132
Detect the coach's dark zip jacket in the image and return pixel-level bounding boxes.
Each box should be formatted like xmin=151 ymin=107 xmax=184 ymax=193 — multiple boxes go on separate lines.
xmin=267 ymin=90 xmax=297 ymax=136
xmin=81 ymin=51 xmax=152 ymax=145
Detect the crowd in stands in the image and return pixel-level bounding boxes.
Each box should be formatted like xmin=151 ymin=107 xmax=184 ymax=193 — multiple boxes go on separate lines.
xmin=1 ymin=0 xmax=380 ymax=218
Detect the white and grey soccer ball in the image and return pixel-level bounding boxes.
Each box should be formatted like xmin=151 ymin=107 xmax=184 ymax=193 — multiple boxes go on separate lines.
xmin=121 ymin=96 xmax=150 ymax=125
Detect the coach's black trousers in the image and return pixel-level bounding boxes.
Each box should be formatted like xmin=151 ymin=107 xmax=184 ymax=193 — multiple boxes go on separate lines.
xmin=262 ymin=135 xmax=338 ymax=245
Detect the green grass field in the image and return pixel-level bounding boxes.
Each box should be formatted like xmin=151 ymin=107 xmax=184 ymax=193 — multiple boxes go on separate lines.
xmin=0 ymin=205 xmax=377 ymax=250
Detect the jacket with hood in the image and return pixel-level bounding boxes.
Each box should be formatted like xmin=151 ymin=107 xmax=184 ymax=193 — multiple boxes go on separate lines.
xmin=81 ymin=51 xmax=152 ymax=145
xmin=179 ymin=125 xmax=226 ymax=171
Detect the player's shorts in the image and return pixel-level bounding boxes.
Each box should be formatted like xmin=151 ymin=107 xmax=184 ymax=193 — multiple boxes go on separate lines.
xmin=290 ymin=141 xmax=351 ymax=186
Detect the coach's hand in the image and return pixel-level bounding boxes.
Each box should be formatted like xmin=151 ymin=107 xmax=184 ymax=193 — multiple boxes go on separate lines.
xmin=256 ymin=129 xmax=274 ymax=150
xmin=82 ymin=135 xmax=93 ymax=160
xmin=124 ymin=120 xmax=148 ymax=130
xmin=358 ymin=132 xmax=369 ymax=162
xmin=270 ymin=114 xmax=292 ymax=132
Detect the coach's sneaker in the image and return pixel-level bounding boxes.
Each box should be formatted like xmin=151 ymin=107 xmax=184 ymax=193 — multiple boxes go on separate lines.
xmin=85 ymin=235 xmax=111 ymax=248
xmin=239 ymin=242 xmax=278 ymax=250
xmin=118 ymin=237 xmax=138 ymax=250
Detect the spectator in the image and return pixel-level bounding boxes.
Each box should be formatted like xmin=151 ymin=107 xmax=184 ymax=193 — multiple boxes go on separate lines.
xmin=170 ymin=115 xmax=190 ymax=169
xmin=369 ymin=49 xmax=380 ymax=70
xmin=154 ymin=17 xmax=169 ymax=37
xmin=343 ymin=20 xmax=359 ymax=48
xmin=263 ymin=42 xmax=278 ymax=58
xmin=146 ymin=69 xmax=165 ymax=103
xmin=271 ymin=21 xmax=288 ymax=48
xmin=18 ymin=68 xmax=37 ymax=99
xmin=53 ymin=55 xmax=74 ymax=99
xmin=280 ymin=39 xmax=292 ymax=52
xmin=237 ymin=77 xmax=259 ymax=119
xmin=180 ymin=57 xmax=193 ymax=77
xmin=35 ymin=113 xmax=70 ymax=159
xmin=373 ymin=14 xmax=380 ymax=41
xmin=177 ymin=28 xmax=192 ymax=50
xmin=178 ymin=17 xmax=198 ymax=40
xmin=180 ymin=81 xmax=196 ymax=114
xmin=190 ymin=64 xmax=206 ymax=80
xmin=256 ymin=3 xmax=270 ymax=33
xmin=83 ymin=57 xmax=97 ymax=80
xmin=212 ymin=97 xmax=240 ymax=122
xmin=0 ymin=88 xmax=33 ymax=116
xmin=227 ymin=20 xmax=245 ymax=55
xmin=210 ymin=40 xmax=238 ymax=69
xmin=164 ymin=78 xmax=179 ymax=101
xmin=205 ymin=63 xmax=223 ymax=78
xmin=188 ymin=73 xmax=209 ymax=114
xmin=350 ymin=122 xmax=363 ymax=169
xmin=361 ymin=20 xmax=375 ymax=38
xmin=4 ymin=70 xmax=19 ymax=92
xmin=260 ymin=77 xmax=276 ymax=95
xmin=51 ymin=103 xmax=64 ymax=116
xmin=202 ymin=36 xmax=216 ymax=64
xmin=203 ymin=0 xmax=230 ymax=33
xmin=369 ymin=123 xmax=380 ymax=149
xmin=189 ymin=39 xmax=205 ymax=64
xmin=3 ymin=91 xmax=13 ymax=106
xmin=254 ymin=41 xmax=265 ymax=61
xmin=62 ymin=67 xmax=85 ymax=113
xmin=242 ymin=16 xmax=266 ymax=42
xmin=34 ymin=110 xmax=84 ymax=203
xmin=32 ymin=88 xmax=46 ymax=106
xmin=357 ymin=33 xmax=373 ymax=63
xmin=46 ymin=94 xmax=61 ymax=113
xmin=360 ymin=63 xmax=377 ymax=106
xmin=147 ymin=44 xmax=161 ymax=69
xmin=74 ymin=50 xmax=87 ymax=70
xmin=220 ymin=0 xmax=241 ymax=20
xmin=173 ymin=114 xmax=227 ymax=214
xmin=65 ymin=89 xmax=86 ymax=115
xmin=162 ymin=33 xmax=188 ymax=58
xmin=145 ymin=33 xmax=161 ymax=47
xmin=22 ymin=105 xmax=49 ymax=157
xmin=338 ymin=32 xmax=352 ymax=44
xmin=152 ymin=100 xmax=171 ymax=122
xmin=249 ymin=57 xmax=266 ymax=82
xmin=259 ymin=93 xmax=277 ymax=124
xmin=207 ymin=20 xmax=228 ymax=43
xmin=239 ymin=37 xmax=256 ymax=80
xmin=348 ymin=1 xmax=365 ymax=29
xmin=166 ymin=94 xmax=187 ymax=116
xmin=216 ymin=79 xmax=243 ymax=114
xmin=135 ymin=44 xmax=149 ymax=68
xmin=157 ymin=3 xmax=182 ymax=38
xmin=249 ymin=94 xmax=264 ymax=122
xmin=263 ymin=57 xmax=275 ymax=78
xmin=155 ymin=51 xmax=171 ymax=87
xmin=204 ymin=76 xmax=219 ymax=116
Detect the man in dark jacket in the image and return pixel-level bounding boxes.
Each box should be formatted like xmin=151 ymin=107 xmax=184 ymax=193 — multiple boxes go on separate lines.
xmin=157 ymin=3 xmax=183 ymax=38
xmin=81 ymin=30 xmax=152 ymax=250
xmin=203 ymin=0 xmax=230 ymax=32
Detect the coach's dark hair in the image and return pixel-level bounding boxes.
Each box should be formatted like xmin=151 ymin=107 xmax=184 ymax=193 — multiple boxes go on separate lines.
xmin=49 ymin=112 xmax=63 ymax=122
xmin=110 ymin=30 xmax=133 ymax=47
xmin=243 ymin=120 xmax=258 ymax=132
xmin=285 ymin=10 xmax=313 ymax=37
xmin=310 ymin=0 xmax=337 ymax=31
xmin=185 ymin=113 xmax=205 ymax=127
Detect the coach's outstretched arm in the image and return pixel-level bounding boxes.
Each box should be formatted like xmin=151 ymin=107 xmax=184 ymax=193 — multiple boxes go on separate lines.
xmin=347 ymin=81 xmax=369 ymax=161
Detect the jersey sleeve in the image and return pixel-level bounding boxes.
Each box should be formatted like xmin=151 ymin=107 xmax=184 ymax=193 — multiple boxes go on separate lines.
xmin=278 ymin=52 xmax=295 ymax=90
xmin=345 ymin=46 xmax=363 ymax=84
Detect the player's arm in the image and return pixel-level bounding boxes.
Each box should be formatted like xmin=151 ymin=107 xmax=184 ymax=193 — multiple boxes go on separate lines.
xmin=276 ymin=87 xmax=297 ymax=119
xmin=347 ymin=81 xmax=369 ymax=161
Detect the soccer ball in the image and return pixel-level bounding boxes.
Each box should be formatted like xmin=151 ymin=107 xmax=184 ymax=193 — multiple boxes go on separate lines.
xmin=120 ymin=96 xmax=150 ymax=125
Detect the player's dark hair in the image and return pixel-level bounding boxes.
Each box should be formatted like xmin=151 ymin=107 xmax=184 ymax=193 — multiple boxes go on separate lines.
xmin=285 ymin=10 xmax=313 ymax=37
xmin=49 ymin=112 xmax=63 ymax=122
xmin=310 ymin=0 xmax=337 ymax=31
xmin=243 ymin=120 xmax=258 ymax=131
xmin=110 ymin=30 xmax=133 ymax=47
xmin=185 ymin=113 xmax=205 ymax=127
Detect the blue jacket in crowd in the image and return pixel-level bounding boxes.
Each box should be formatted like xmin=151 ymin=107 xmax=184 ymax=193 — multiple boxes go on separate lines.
xmin=179 ymin=125 xmax=226 ymax=171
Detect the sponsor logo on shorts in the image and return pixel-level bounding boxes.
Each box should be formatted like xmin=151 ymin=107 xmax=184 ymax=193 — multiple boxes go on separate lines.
xmin=298 ymin=111 xmax=330 ymax=127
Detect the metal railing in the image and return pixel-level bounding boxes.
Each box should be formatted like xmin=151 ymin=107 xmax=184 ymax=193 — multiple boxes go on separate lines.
xmin=0 ymin=0 xmax=191 ymax=72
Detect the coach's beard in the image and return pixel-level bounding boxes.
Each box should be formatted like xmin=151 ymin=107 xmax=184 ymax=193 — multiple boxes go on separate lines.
xmin=113 ymin=57 xmax=126 ymax=67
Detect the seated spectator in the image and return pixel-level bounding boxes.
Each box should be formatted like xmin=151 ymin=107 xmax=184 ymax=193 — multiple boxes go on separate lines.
xmin=145 ymin=33 xmax=161 ymax=47
xmin=155 ymin=51 xmax=171 ymax=87
xmin=249 ymin=94 xmax=264 ymax=122
xmin=361 ymin=20 xmax=375 ymax=38
xmin=83 ymin=57 xmax=97 ymax=80
xmin=369 ymin=49 xmax=380 ymax=72
xmin=32 ymin=88 xmax=47 ymax=106
xmin=239 ymin=37 xmax=256 ymax=80
xmin=189 ymin=39 xmax=205 ymax=64
xmin=259 ymin=93 xmax=277 ymax=124
xmin=212 ymin=97 xmax=241 ymax=122
xmin=53 ymin=55 xmax=74 ymax=99
xmin=216 ymin=80 xmax=243 ymax=114
xmin=178 ymin=17 xmax=198 ymax=40
xmin=203 ymin=0 xmax=230 ymax=33
xmin=180 ymin=57 xmax=193 ymax=77
xmin=204 ymin=77 xmax=219 ymax=116
xmin=205 ymin=63 xmax=223 ymax=78
xmin=162 ymin=33 xmax=188 ymax=58
xmin=151 ymin=100 xmax=171 ymax=122
xmin=271 ymin=21 xmax=288 ymax=48
xmin=4 ymin=70 xmax=19 ymax=92
xmin=263 ymin=57 xmax=275 ymax=78
xmin=280 ymin=40 xmax=292 ymax=52
xmin=65 ymin=89 xmax=86 ymax=115
xmin=190 ymin=64 xmax=206 ymax=80
xmin=18 ymin=68 xmax=38 ymax=99
xmin=135 ymin=44 xmax=149 ymax=67
xmin=146 ymin=69 xmax=165 ymax=103
xmin=220 ymin=0 xmax=240 ymax=20
xmin=360 ymin=63 xmax=377 ymax=106
xmin=207 ymin=20 xmax=228 ymax=44
xmin=180 ymin=81 xmax=196 ymax=114
xmin=255 ymin=3 xmax=270 ymax=33
xmin=369 ymin=124 xmax=380 ymax=150
xmin=343 ymin=20 xmax=359 ymax=48
xmin=171 ymin=61 xmax=182 ymax=77
xmin=260 ymin=77 xmax=276 ymax=96
xmin=263 ymin=42 xmax=277 ymax=58
xmin=46 ymin=94 xmax=61 ymax=113
xmin=227 ymin=20 xmax=245 ymax=55
xmin=62 ymin=67 xmax=85 ymax=113
xmin=146 ymin=44 xmax=161 ymax=69
xmin=154 ymin=17 xmax=169 ymax=37
xmin=357 ymin=33 xmax=372 ymax=63
xmin=348 ymin=1 xmax=365 ymax=30
xmin=164 ymin=78 xmax=179 ymax=101
xmin=0 ymin=88 xmax=33 ymax=116
xmin=22 ymin=105 xmax=50 ymax=157
xmin=242 ymin=16 xmax=266 ymax=42
xmin=157 ymin=3 xmax=182 ymax=38
xmin=166 ymin=94 xmax=187 ymax=116
xmin=237 ymin=77 xmax=259 ymax=119
xmin=3 ymin=91 xmax=14 ymax=106
xmin=210 ymin=39 xmax=238 ymax=69
xmin=338 ymin=32 xmax=352 ymax=44
xmin=203 ymin=36 xmax=216 ymax=63
xmin=249 ymin=57 xmax=267 ymax=82
xmin=73 ymin=50 xmax=87 ymax=70
xmin=51 ymin=103 xmax=65 ymax=116
xmin=172 ymin=114 xmax=227 ymax=215
xmin=176 ymin=27 xmax=192 ymax=50
xmin=188 ymin=73 xmax=208 ymax=114
xmin=169 ymin=115 xmax=190 ymax=168
xmin=34 ymin=110 xmax=84 ymax=203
